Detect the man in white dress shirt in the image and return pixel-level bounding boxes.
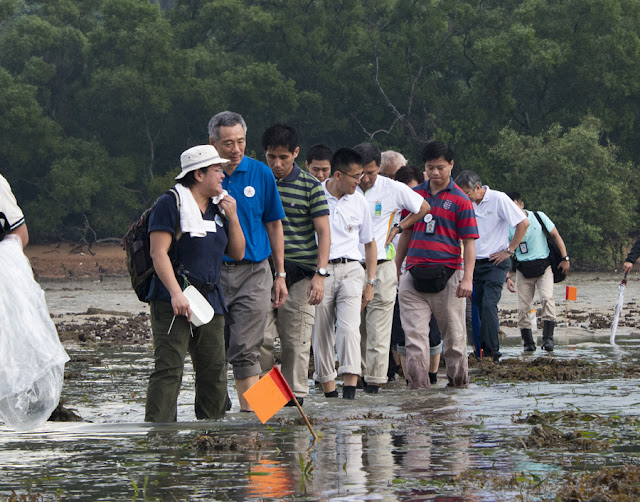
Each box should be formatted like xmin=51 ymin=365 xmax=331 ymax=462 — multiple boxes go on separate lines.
xmin=312 ymin=147 xmax=377 ymax=400
xmin=454 ymin=170 xmax=529 ymax=361
xmin=354 ymin=143 xmax=430 ymax=393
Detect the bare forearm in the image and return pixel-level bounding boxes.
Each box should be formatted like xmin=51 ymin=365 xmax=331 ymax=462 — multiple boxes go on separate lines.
xmin=508 ymin=220 xmax=529 ymax=251
xmin=265 ymin=220 xmax=285 ymax=273
xmin=462 ymin=239 xmax=476 ymax=281
xmin=226 ymin=220 xmax=245 ymax=261
xmin=313 ymin=216 xmax=330 ymax=268
xmin=364 ymin=240 xmax=377 ymax=280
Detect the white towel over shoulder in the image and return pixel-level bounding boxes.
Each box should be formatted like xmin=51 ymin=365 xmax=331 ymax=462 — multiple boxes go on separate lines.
xmin=174 ymin=184 xmax=227 ymax=237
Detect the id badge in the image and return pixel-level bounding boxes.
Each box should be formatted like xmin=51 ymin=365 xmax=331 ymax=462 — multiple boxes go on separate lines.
xmin=375 ymin=200 xmax=382 ymax=216
xmin=519 ymin=242 xmax=528 ymax=254
xmin=425 ymin=220 xmax=436 ymax=234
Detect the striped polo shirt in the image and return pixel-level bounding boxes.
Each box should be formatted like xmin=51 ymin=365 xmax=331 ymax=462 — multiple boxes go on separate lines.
xmin=277 ymin=163 xmax=330 ymax=269
xmin=405 ymin=178 xmax=478 ymax=270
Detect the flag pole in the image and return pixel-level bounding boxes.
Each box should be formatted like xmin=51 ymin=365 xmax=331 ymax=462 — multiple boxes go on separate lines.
xmin=291 ymin=395 xmax=317 ymax=441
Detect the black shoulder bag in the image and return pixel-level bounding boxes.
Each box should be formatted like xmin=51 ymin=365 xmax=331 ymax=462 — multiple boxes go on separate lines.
xmin=533 ymin=211 xmax=566 ymax=284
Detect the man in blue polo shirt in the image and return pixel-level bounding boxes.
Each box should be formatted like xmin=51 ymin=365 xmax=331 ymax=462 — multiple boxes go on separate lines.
xmin=208 ymin=111 xmax=287 ymax=412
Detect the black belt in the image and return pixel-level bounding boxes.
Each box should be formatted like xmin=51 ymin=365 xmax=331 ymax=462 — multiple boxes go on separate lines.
xmin=476 ymin=258 xmax=491 ymax=263
xmin=329 ymin=258 xmax=358 ymax=264
xmin=186 ymin=275 xmax=220 ymax=294
xmin=223 ymin=259 xmax=258 ymax=266
xmin=362 ymin=259 xmax=390 ymax=268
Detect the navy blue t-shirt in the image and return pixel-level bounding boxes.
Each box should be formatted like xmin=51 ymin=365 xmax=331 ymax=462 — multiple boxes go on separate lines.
xmin=145 ymin=191 xmax=228 ymax=314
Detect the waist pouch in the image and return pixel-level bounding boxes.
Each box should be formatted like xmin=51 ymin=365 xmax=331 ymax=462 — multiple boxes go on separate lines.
xmin=409 ymin=265 xmax=455 ymax=294
xmin=516 ymin=258 xmax=549 ymax=279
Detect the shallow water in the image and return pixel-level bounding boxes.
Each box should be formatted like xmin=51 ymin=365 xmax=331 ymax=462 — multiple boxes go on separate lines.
xmin=1 ymin=274 xmax=640 ymax=501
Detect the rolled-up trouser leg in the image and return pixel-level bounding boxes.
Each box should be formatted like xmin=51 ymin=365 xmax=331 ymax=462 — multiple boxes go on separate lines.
xmin=222 ymin=260 xmax=272 ymax=380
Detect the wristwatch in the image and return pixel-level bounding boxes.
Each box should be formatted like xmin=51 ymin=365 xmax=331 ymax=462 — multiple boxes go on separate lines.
xmin=366 ymin=278 xmax=379 ymax=287
xmin=393 ymin=223 xmax=403 ymax=234
xmin=505 ymin=248 xmax=515 ymax=257
xmin=315 ymin=267 xmax=329 ymax=277
xmin=275 ymin=272 xmax=287 ymax=279
xmin=562 ymin=256 xmax=570 ymax=261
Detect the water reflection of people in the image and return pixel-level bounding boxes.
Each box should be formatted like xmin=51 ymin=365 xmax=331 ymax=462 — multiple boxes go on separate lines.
xmin=144 ymin=145 xmax=245 ymax=422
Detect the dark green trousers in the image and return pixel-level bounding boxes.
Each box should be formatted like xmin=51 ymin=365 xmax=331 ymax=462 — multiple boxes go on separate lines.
xmin=145 ymin=301 xmax=227 ymax=422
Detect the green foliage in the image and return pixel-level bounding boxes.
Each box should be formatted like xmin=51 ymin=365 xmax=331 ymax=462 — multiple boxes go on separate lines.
xmin=491 ymin=117 xmax=636 ymax=266
xmin=0 ymin=0 xmax=639 ymax=264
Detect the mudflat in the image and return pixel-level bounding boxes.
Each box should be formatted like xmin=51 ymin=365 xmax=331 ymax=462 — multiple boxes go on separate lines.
xmin=26 ymin=242 xmax=127 ymax=280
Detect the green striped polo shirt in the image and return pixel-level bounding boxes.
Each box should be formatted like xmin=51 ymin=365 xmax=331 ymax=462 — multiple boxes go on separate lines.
xmin=276 ymin=163 xmax=329 ymax=269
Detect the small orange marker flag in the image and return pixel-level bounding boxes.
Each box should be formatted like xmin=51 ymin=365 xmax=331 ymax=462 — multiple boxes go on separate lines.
xmin=243 ymin=367 xmax=294 ymax=424
xmin=566 ymin=286 xmax=577 ymax=301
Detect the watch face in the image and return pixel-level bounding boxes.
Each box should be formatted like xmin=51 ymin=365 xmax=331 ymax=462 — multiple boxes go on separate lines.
xmin=317 ymin=267 xmax=328 ymax=276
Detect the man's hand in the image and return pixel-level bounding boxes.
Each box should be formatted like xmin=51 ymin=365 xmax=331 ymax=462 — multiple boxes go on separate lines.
xmin=558 ymin=260 xmax=570 ymax=275
xmin=456 ymin=276 xmax=473 ymax=298
xmin=361 ymin=283 xmax=374 ymax=310
xmin=489 ymin=249 xmax=512 ymax=265
xmin=273 ymin=276 xmax=288 ymax=308
xmin=307 ymin=274 xmax=325 ymax=305
xmin=623 ymin=261 xmax=634 ymax=274
xmin=385 ymin=227 xmax=399 ymax=248
xmin=506 ymin=276 xmax=516 ymax=293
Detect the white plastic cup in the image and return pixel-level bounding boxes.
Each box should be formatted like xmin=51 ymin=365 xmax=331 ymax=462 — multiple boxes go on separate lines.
xmin=182 ymin=285 xmax=214 ymax=326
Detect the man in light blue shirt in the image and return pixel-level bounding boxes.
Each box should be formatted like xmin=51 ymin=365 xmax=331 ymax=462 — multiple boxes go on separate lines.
xmin=506 ymin=192 xmax=570 ymax=352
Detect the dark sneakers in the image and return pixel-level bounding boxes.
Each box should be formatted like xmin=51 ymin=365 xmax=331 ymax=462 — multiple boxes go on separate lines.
xmin=363 ymin=384 xmax=379 ymax=394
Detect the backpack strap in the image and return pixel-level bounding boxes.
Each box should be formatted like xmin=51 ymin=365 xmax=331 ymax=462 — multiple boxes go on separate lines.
xmin=533 ymin=211 xmax=551 ymax=239
xmin=167 ymin=188 xmax=182 ymax=241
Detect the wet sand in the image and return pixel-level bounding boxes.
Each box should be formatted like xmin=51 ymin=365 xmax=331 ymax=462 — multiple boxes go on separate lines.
xmin=2 ymin=251 xmax=640 ymax=501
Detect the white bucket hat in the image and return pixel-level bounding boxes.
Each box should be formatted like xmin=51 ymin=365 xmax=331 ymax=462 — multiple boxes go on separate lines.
xmin=176 ymin=145 xmax=229 ymax=180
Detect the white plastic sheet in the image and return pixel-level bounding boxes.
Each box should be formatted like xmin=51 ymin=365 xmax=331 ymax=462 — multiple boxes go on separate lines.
xmin=0 ymin=235 xmax=69 ymax=431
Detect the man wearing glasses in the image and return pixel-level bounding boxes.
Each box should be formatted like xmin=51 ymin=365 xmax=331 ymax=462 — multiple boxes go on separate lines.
xmin=354 ymin=143 xmax=430 ymax=394
xmin=312 ymin=148 xmax=377 ymax=400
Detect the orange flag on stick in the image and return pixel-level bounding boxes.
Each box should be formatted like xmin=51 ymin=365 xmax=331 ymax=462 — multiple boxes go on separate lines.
xmin=566 ymin=286 xmax=577 ymax=301
xmin=243 ymin=366 xmax=294 ymax=424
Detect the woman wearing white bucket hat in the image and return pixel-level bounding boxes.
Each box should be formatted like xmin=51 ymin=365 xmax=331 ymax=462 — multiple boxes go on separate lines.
xmin=144 ymin=144 xmax=245 ymax=422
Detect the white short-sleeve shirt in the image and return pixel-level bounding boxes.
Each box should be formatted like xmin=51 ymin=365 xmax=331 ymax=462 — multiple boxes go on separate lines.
xmin=323 ymin=181 xmax=374 ymax=261
xmin=0 ymin=174 xmax=25 ymax=231
xmin=357 ymin=175 xmax=424 ymax=260
xmin=473 ymin=186 xmax=526 ymax=259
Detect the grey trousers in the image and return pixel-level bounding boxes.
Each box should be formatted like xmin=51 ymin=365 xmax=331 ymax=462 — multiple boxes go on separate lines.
xmin=221 ymin=260 xmax=273 ymax=380
xmin=398 ymin=269 xmax=468 ymax=388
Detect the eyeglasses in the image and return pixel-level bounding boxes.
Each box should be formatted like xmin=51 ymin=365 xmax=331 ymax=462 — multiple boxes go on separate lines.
xmin=340 ymin=170 xmax=365 ymax=181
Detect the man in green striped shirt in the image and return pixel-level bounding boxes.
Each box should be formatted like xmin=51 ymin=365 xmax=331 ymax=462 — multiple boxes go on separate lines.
xmin=259 ymin=124 xmax=331 ymax=404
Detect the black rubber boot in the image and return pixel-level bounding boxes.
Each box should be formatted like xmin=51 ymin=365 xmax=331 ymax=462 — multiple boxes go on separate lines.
xmin=541 ymin=320 xmax=555 ymax=351
xmin=520 ymin=328 xmax=536 ymax=352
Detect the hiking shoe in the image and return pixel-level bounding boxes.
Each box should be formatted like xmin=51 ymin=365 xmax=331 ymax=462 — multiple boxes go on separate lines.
xmin=542 ymin=338 xmax=554 ymax=351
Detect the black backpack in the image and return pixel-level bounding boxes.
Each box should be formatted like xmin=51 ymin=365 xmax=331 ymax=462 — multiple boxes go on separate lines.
xmin=122 ymin=189 xmax=182 ymax=302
